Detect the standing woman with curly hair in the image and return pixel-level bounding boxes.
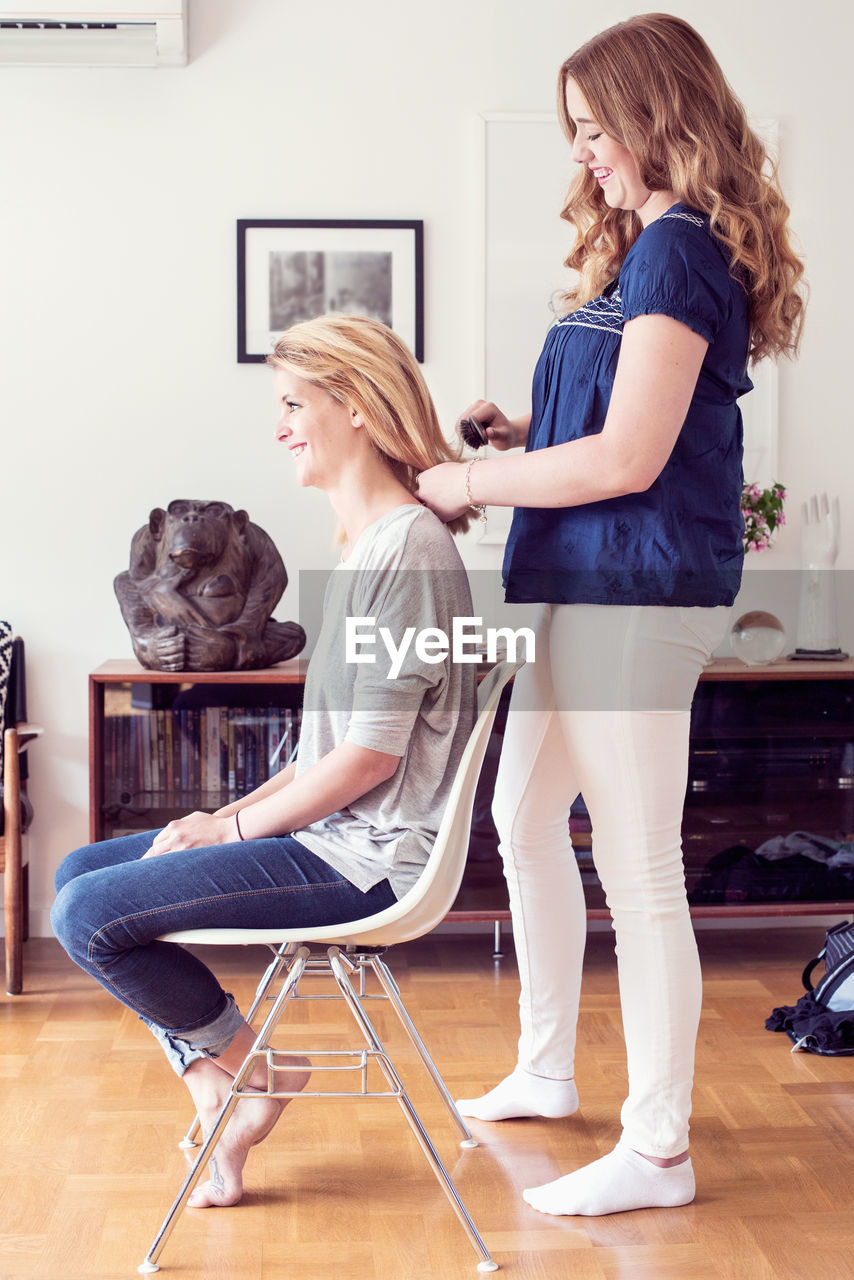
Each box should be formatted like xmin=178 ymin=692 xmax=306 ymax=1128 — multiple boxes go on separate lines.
xmin=416 ymin=14 xmax=805 ymax=1217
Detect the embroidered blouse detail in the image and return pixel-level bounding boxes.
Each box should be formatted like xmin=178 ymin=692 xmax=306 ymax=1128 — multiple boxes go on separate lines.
xmin=555 ymin=291 xmax=624 ymax=337
xmin=660 ymin=209 xmax=705 ymax=228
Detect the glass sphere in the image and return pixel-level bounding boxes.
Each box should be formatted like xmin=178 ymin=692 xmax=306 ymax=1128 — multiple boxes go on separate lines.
xmin=730 ymin=611 xmax=786 ymax=665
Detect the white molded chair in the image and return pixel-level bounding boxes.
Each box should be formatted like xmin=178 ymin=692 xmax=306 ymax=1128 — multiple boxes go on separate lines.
xmin=139 ymin=659 xmax=522 ymax=1276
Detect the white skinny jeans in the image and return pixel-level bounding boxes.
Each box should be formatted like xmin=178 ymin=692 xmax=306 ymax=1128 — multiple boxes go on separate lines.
xmin=492 ymin=603 xmax=730 ymax=1158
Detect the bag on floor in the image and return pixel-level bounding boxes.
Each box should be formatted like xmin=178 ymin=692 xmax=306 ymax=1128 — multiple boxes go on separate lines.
xmin=765 ymin=919 xmax=854 ymax=1055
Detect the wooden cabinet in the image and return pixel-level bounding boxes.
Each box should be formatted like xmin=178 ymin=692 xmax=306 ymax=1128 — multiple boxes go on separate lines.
xmin=682 ymin=658 xmax=854 ymax=916
xmin=90 ymin=657 xmax=854 ymax=926
xmin=89 ymin=660 xmax=307 ymax=843
xmin=452 ymin=657 xmax=854 ymax=923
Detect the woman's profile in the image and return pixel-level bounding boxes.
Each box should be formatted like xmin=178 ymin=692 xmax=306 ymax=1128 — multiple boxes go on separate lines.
xmin=52 ymin=314 xmax=477 ymax=1209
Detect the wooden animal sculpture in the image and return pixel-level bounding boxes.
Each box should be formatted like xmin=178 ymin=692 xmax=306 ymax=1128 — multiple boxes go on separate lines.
xmin=115 ymin=500 xmax=306 ymax=672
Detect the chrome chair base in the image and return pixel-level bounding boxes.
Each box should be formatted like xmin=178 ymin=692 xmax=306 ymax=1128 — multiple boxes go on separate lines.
xmin=138 ymin=941 xmax=498 ymax=1274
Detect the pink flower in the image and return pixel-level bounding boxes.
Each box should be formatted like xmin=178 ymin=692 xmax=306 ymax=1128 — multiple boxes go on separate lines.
xmin=741 ymin=482 xmax=786 ymax=551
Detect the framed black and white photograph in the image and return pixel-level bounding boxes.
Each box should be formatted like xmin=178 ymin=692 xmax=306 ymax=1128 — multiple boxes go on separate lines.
xmin=237 ymin=219 xmax=424 ymax=363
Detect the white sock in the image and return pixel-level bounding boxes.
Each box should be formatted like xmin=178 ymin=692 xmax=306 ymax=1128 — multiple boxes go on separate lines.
xmin=455 ymin=1066 xmax=579 ymax=1121
xmin=523 ymin=1143 xmax=695 ymax=1216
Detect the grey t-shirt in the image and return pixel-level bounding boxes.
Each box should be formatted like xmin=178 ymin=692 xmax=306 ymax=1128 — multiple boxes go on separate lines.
xmin=293 ymin=505 xmax=476 ymax=899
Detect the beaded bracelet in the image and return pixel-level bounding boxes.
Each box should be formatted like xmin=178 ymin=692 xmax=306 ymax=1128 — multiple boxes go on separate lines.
xmin=234 ymin=810 xmax=245 ymax=841
xmin=464 ymin=459 xmax=487 ymax=527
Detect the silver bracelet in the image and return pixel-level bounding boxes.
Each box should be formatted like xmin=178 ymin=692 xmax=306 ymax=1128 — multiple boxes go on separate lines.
xmin=464 ymin=459 xmax=487 ymax=526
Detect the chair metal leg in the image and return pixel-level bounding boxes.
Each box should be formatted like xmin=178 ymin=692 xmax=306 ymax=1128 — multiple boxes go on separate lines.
xmin=140 ymin=946 xmax=311 ymax=1274
xmin=178 ymin=942 xmax=298 ymax=1149
xmin=368 ymin=953 xmax=477 ymax=1148
xmin=144 ymin=942 xmax=497 ymax=1274
xmin=139 ymin=1070 xmax=245 ymax=1274
xmin=328 ymin=947 xmax=497 ymax=1273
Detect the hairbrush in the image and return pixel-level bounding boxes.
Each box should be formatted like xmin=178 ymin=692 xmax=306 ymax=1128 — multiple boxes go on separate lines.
xmin=459 ymin=414 xmax=488 ymax=449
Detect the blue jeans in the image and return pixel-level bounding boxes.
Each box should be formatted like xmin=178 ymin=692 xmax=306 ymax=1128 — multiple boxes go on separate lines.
xmin=51 ymin=831 xmax=397 ymax=1073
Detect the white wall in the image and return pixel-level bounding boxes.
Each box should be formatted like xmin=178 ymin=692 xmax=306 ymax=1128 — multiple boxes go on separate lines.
xmin=1 ymin=0 xmax=851 ymax=934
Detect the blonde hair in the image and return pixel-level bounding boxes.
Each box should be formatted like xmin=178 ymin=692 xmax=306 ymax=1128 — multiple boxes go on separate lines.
xmin=556 ymin=13 xmax=805 ymax=363
xmin=268 ymin=314 xmax=470 ymax=535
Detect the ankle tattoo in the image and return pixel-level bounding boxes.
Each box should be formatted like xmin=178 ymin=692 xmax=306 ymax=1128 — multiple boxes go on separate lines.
xmin=209 ymin=1156 xmax=225 ymax=1193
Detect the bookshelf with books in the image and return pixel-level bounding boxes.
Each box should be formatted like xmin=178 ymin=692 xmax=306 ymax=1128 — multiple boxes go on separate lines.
xmin=89 ymin=660 xmax=306 ymax=842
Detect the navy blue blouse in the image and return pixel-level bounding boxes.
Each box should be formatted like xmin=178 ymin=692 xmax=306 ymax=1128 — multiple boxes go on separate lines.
xmin=502 ymin=204 xmax=751 ymax=607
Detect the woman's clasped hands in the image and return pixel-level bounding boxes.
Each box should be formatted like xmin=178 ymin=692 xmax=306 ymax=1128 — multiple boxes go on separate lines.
xmin=142 ymin=811 xmax=239 ymax=857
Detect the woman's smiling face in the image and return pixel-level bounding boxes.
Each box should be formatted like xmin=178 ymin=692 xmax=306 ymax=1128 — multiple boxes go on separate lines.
xmin=273 ymin=368 xmax=358 ymax=491
xmin=564 ymin=78 xmax=674 ymax=228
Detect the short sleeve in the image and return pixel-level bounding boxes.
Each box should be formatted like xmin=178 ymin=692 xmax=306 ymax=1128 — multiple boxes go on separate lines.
xmin=619 ymin=215 xmax=735 ymax=344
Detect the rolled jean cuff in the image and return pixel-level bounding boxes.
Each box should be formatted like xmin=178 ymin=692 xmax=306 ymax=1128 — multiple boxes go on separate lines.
xmin=141 ymin=1017 xmax=208 ymax=1078
xmin=142 ymin=992 xmax=245 ymax=1077
xmin=180 ymin=991 xmax=245 ymax=1055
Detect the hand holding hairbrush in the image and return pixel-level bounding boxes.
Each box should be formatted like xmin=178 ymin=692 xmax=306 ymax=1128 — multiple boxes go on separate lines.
xmin=459 ymin=413 xmax=489 ymax=449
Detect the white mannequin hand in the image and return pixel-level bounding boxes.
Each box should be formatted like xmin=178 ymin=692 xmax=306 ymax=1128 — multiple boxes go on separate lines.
xmin=796 ymin=492 xmax=843 ymax=652
xmin=801 ymin=492 xmax=839 ymax=569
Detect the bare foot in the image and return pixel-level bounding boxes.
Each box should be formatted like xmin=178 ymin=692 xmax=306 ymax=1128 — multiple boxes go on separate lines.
xmin=183 ymin=1055 xmax=309 ymax=1208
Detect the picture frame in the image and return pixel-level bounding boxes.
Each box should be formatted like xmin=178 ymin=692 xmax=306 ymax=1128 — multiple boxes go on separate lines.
xmin=237 ymin=219 xmax=424 ymax=363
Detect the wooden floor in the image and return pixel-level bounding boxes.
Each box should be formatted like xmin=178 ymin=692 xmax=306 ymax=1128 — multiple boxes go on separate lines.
xmin=1 ymin=929 xmax=852 ymax=1280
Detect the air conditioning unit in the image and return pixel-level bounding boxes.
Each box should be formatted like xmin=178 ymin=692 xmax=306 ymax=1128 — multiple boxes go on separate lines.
xmin=0 ymin=2 xmax=187 ymax=67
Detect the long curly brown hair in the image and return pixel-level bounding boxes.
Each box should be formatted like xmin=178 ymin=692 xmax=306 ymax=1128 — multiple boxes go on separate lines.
xmin=557 ymin=13 xmax=805 ymax=363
